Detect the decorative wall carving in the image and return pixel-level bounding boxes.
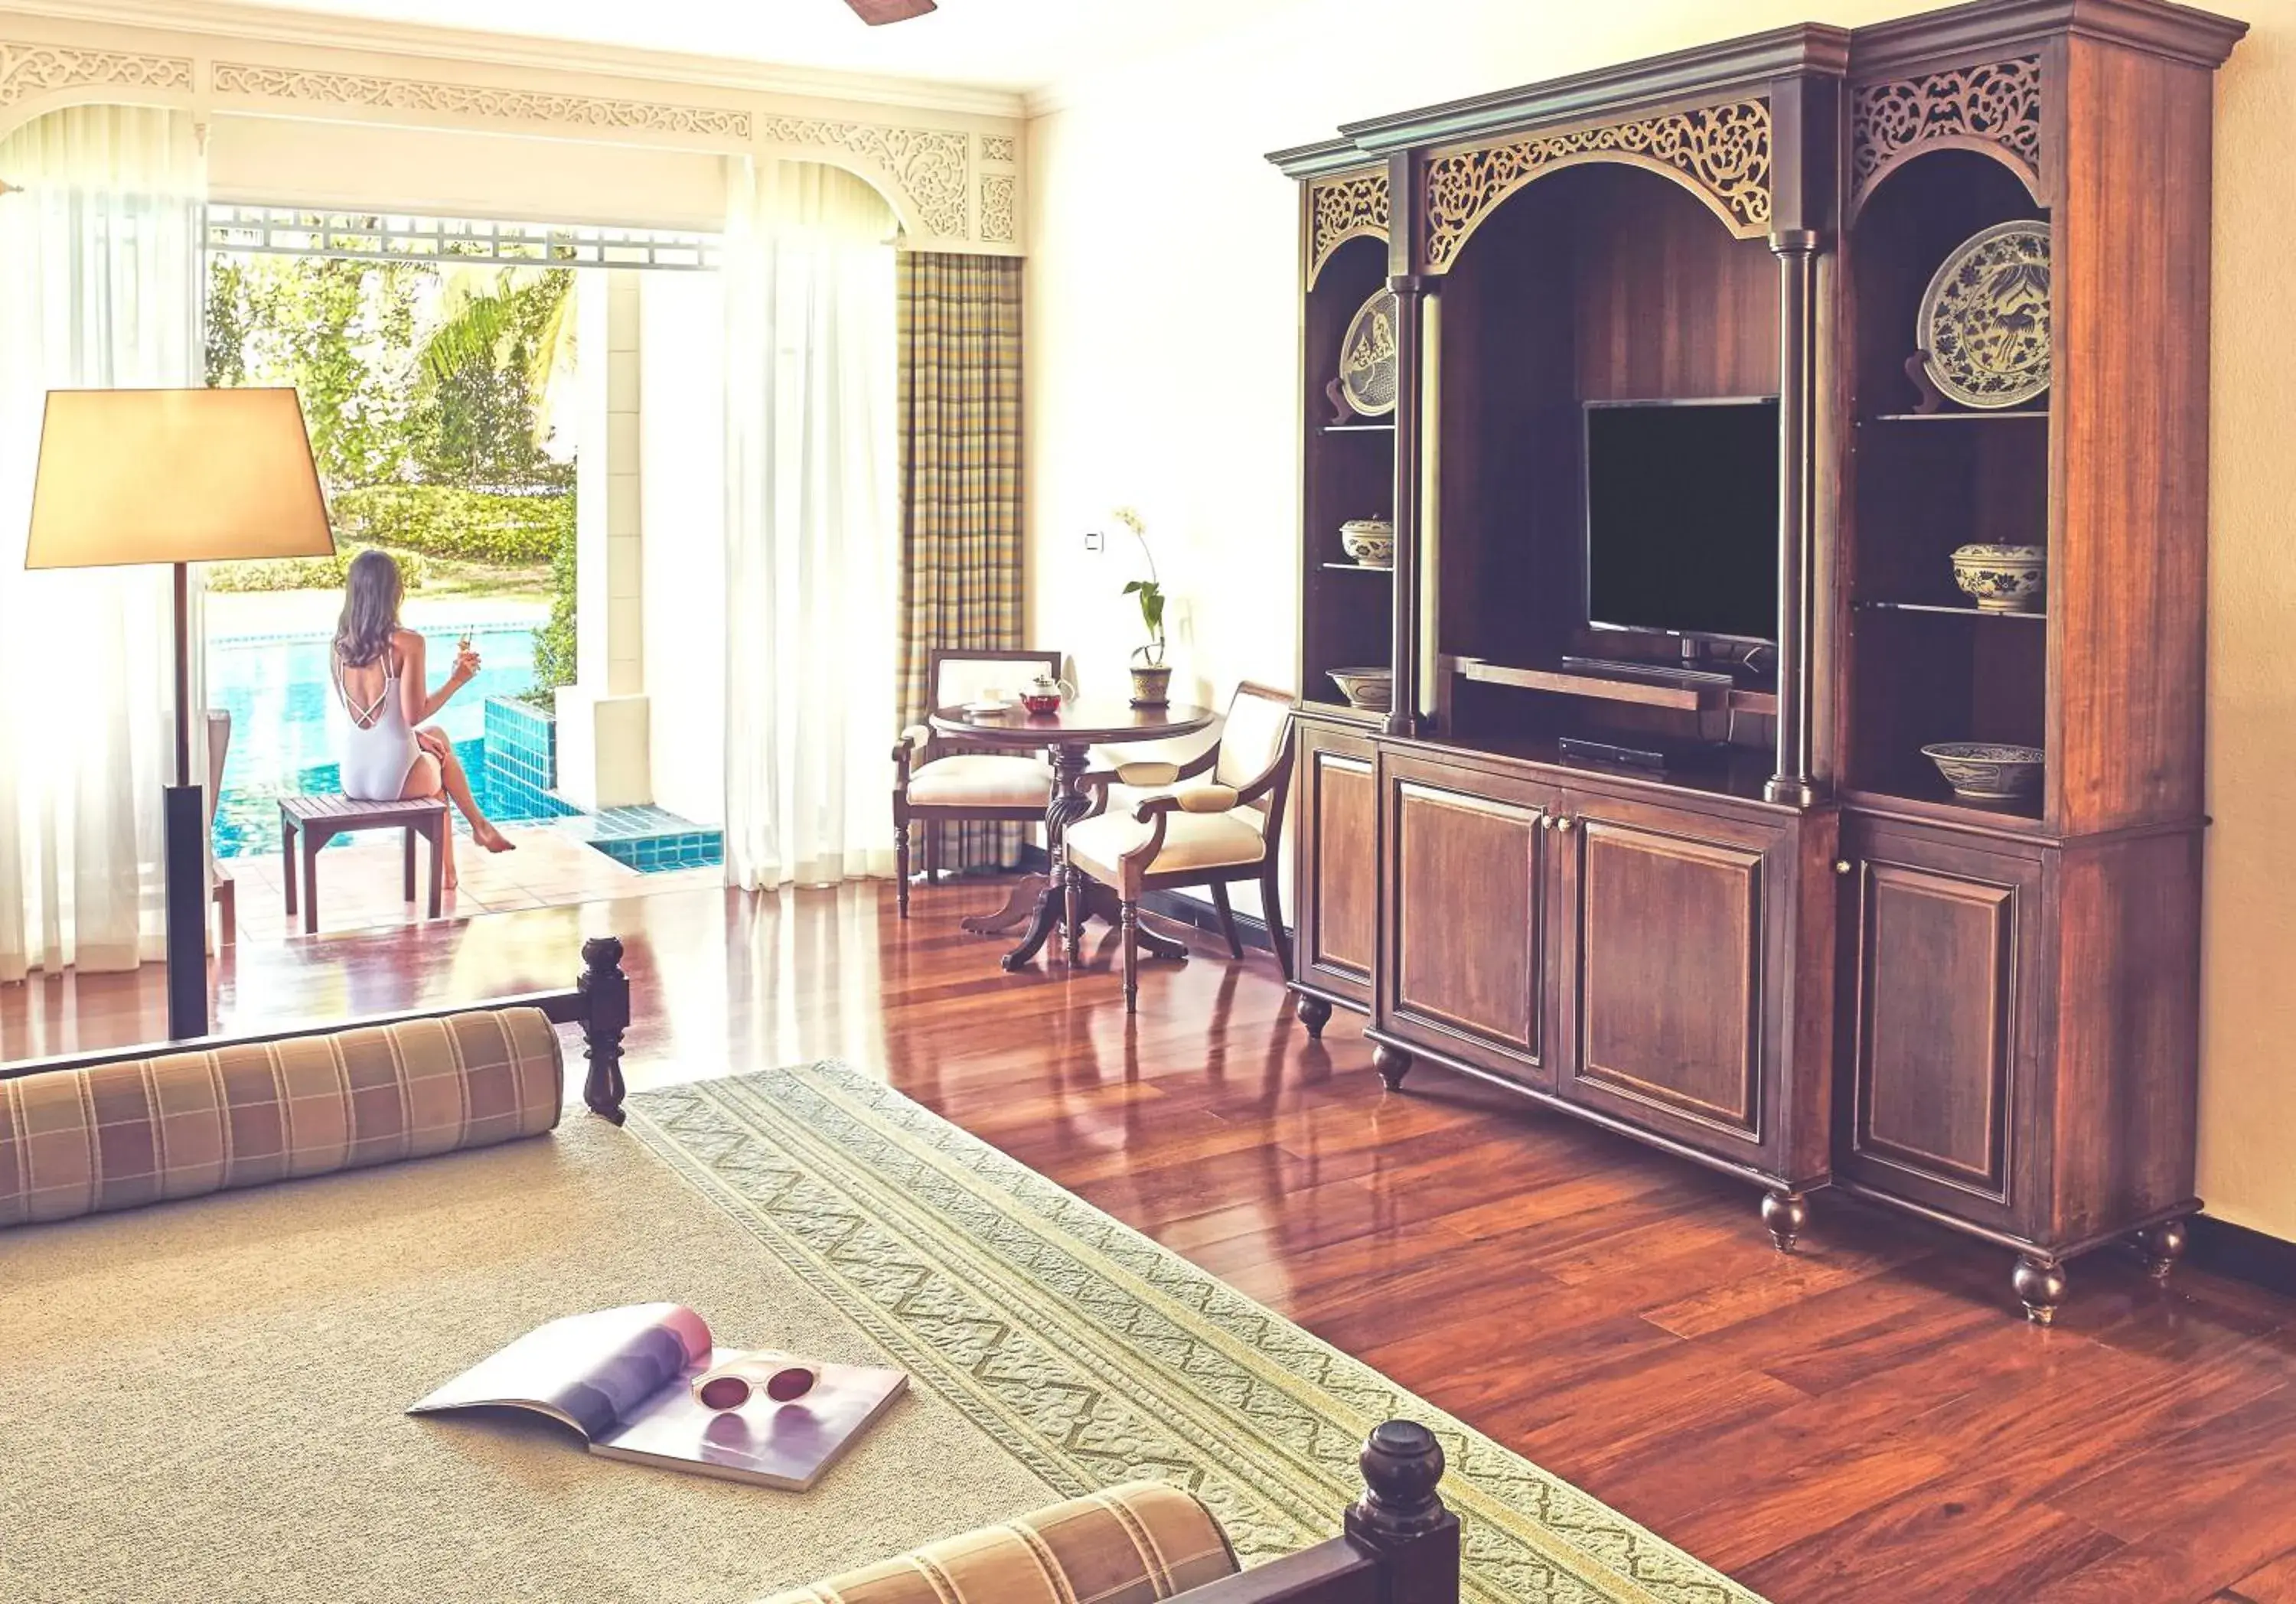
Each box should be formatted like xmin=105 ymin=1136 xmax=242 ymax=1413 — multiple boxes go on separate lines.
xmin=980 ymin=134 xmax=1016 ymax=164
xmin=755 ymin=115 xmax=970 ymax=238
xmin=1851 ymin=57 xmax=2043 ymax=208
xmin=1307 ymin=169 xmax=1389 ymax=286
xmin=1425 ymin=99 xmax=1772 ymax=269
xmin=1 ymin=40 xmax=191 ymax=109
xmin=980 ymin=173 xmax=1016 ymax=243
xmin=210 ymin=61 xmax=751 ymax=139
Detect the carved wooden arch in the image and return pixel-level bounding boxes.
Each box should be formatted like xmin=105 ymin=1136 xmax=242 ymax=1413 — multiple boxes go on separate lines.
xmin=1306 ymin=168 xmax=1389 ymax=289
xmin=1424 ymin=98 xmax=1771 ymax=275
xmin=0 ymin=42 xmax=196 ymax=145
xmin=1849 ymin=56 xmax=2043 ymax=220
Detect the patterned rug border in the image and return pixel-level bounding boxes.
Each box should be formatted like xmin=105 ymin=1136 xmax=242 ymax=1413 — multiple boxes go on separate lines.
xmin=624 ymin=1063 xmax=1767 ymax=1604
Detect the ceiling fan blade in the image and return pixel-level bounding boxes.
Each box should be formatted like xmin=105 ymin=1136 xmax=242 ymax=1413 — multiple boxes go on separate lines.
xmin=845 ymin=0 xmax=937 ymax=23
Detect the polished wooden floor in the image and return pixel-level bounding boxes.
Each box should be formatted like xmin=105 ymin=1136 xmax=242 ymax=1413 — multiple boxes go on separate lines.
xmin=6 ymin=878 xmax=2294 ymax=1602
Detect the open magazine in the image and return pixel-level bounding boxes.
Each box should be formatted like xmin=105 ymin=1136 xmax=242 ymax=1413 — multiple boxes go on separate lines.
xmin=409 ymin=1303 xmax=907 ymax=1491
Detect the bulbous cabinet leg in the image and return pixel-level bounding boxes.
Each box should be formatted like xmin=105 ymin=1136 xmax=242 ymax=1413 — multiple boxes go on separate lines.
xmin=1761 ymin=1189 xmax=1808 ymax=1253
xmin=1371 ymin=1042 xmax=1414 ymax=1091
xmin=2014 ymin=1254 xmax=2069 ymax=1325
xmin=2134 ymin=1218 xmax=2189 ymax=1282
xmin=1296 ymin=994 xmax=1333 ymax=1039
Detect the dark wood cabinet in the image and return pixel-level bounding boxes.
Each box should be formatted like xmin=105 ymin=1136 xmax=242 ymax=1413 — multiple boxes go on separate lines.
xmin=1836 ymin=820 xmax=2042 ymax=1231
xmin=1557 ymin=800 xmax=1780 ymax=1167
xmin=1378 ymin=751 xmax=1553 ymax=1088
xmin=1274 ymin=0 xmax=2239 ymax=1319
xmin=1293 ymin=716 xmax=1380 ymax=1015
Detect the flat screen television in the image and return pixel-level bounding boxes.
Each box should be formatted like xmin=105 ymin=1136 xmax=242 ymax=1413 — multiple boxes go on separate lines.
xmin=1583 ymin=397 xmax=1780 ymax=645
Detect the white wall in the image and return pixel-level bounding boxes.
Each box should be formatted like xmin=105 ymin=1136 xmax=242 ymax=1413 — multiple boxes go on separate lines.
xmin=638 ymin=271 xmax=728 ymax=825
xmin=1022 ymin=0 xmax=2296 ymax=1240
xmin=207 ymin=117 xmax=727 ymax=230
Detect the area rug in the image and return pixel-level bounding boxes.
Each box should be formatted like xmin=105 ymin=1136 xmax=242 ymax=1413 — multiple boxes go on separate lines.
xmin=627 ymin=1063 xmax=1764 ymax=1604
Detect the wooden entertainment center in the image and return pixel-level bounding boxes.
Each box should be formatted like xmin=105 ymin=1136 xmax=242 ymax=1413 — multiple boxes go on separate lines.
xmin=1271 ymin=0 xmax=2244 ymax=1322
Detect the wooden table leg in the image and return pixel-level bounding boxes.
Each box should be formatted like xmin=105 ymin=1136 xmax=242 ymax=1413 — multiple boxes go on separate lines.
xmin=403 ymin=826 xmax=417 ymax=902
xmin=1000 ymin=742 xmax=1095 ymax=971
xmin=959 ymin=872 xmax=1049 ymax=936
xmin=280 ymin=813 xmax=298 ymax=918
xmin=301 ymin=826 xmax=325 ymax=936
xmin=426 ymin=818 xmax=445 ymax=918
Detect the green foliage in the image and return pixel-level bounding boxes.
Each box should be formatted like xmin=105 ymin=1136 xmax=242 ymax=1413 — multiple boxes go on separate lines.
xmin=410 ymin=268 xmax=576 ymax=492
xmin=204 ymin=256 xmax=424 ymax=487
xmin=207 ymin=546 xmax=428 ymax=594
xmin=1122 ymin=579 xmax=1167 ymax=666
xmin=527 ymin=502 xmax=579 ymax=705
xmin=330 ymin=484 xmax=570 ymax=566
xmin=202 ymin=255 xmax=573 ymax=497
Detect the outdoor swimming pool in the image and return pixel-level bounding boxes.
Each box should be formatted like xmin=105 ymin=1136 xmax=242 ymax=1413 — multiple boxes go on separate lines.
xmin=210 ymin=621 xmax=549 ymax=859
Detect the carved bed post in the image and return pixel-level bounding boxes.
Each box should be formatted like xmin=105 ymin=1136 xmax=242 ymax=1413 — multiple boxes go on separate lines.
xmin=1345 ymin=1420 xmax=1459 ymax=1604
xmin=579 ymin=935 xmax=631 ymax=1124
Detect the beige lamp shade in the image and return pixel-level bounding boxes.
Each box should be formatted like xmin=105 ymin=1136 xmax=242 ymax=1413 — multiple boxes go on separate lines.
xmin=24 ymin=387 xmax=334 ymax=569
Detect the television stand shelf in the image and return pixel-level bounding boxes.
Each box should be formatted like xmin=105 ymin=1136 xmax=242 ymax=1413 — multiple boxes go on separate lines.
xmin=1449 ymin=655 xmax=1778 ymax=716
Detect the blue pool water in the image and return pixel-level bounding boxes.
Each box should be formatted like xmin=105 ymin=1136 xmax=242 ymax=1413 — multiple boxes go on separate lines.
xmin=210 ymin=622 xmax=548 ymax=859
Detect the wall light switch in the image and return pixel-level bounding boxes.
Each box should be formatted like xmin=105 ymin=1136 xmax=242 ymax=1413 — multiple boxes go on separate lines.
xmin=1084 ymin=529 xmax=1104 ymax=552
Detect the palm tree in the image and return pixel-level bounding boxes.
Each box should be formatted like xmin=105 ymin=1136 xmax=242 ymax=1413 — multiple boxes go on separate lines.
xmin=419 ymin=266 xmax=577 ymax=442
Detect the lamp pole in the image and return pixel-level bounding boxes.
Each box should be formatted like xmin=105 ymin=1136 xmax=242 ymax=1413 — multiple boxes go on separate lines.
xmin=163 ymin=559 xmax=207 ymax=1039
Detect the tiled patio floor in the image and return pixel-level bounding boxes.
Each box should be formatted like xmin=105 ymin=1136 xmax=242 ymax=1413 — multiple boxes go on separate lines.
xmin=220 ymin=822 xmax=722 ymax=944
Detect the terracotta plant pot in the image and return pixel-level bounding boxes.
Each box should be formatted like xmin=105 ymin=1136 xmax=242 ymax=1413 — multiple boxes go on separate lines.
xmin=1129 ymin=664 xmax=1172 ymax=708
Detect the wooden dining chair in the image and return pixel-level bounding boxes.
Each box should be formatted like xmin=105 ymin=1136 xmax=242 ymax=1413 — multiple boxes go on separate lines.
xmin=1063 ymin=682 xmax=1296 ymax=1012
xmin=892 ymin=647 xmax=1063 ymax=917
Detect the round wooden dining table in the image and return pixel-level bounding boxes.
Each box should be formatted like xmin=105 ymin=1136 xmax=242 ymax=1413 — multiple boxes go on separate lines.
xmin=928 ymin=699 xmax=1215 ymax=972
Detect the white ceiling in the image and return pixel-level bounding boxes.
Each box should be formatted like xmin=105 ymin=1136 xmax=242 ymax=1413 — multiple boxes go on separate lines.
xmin=103 ymin=0 xmax=1315 ymax=100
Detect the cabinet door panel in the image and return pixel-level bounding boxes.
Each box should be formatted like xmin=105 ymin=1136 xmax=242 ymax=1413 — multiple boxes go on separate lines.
xmin=1295 ymin=725 xmax=1377 ymax=1007
xmin=1383 ymin=764 xmax=1549 ymax=1085
xmin=1840 ymin=824 xmax=2041 ymax=1226
xmin=1568 ymin=817 xmax=1766 ymax=1144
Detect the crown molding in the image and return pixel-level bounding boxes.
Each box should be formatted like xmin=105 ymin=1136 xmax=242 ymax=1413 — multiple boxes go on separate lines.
xmin=0 ymin=0 xmax=1030 ymax=119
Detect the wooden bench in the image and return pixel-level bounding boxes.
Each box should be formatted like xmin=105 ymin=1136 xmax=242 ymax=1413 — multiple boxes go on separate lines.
xmin=279 ymin=794 xmax=450 ymax=935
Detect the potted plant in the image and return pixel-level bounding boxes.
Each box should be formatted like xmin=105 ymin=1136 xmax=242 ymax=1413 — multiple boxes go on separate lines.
xmin=1114 ymin=507 xmax=1170 ymax=707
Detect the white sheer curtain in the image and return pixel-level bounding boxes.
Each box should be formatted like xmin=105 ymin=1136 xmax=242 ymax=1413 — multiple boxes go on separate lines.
xmin=721 ymin=160 xmax=899 ymax=890
xmin=0 ymin=106 xmax=204 ymax=981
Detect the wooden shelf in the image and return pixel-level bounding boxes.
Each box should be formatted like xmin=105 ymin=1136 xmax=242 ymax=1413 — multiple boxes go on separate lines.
xmin=1861 ymin=409 xmax=2049 ymax=424
xmin=1320 ymin=420 xmax=1397 ymax=434
xmin=1452 ymin=656 xmax=1736 ymax=713
xmin=1857 ymin=600 xmax=2046 ymax=620
xmin=1841 ymin=783 xmax=2047 ymax=834
xmin=1319 ymin=562 xmax=1394 ymax=575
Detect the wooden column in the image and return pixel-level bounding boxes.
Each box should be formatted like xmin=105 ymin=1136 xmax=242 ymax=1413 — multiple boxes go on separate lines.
xmin=1766 ymin=227 xmax=1819 ymax=807
xmin=1385 ymin=148 xmax=1426 ymax=738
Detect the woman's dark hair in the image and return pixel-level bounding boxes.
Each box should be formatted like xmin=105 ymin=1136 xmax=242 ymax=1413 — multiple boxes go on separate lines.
xmin=335 ymin=549 xmax=403 ymax=670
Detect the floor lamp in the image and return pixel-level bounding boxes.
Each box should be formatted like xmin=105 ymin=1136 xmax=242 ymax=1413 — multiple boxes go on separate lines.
xmin=24 ymin=388 xmax=334 ymax=1039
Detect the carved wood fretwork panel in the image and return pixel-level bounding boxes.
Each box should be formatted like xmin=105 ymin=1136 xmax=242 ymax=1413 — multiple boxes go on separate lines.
xmin=1306 ymin=168 xmax=1389 ymax=287
xmin=1851 ymin=56 xmax=2043 ymax=210
xmin=1 ymin=40 xmax=191 ymax=109
xmin=210 ymin=60 xmax=750 ymax=139
xmin=980 ymin=174 xmax=1015 ymax=243
xmin=1425 ymin=99 xmax=1771 ymax=270
xmin=755 ymin=115 xmax=970 ymax=237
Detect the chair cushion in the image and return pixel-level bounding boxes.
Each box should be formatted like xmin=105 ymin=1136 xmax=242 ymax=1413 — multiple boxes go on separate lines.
xmin=756 ymin=1480 xmax=1237 ymax=1604
xmin=906 ymin=754 xmax=1052 ymax=808
xmin=0 ymin=1008 xmax=563 ymax=1229
xmin=1066 ymin=805 xmax=1269 ymax=884
xmin=1215 ymin=692 xmax=1291 ymax=789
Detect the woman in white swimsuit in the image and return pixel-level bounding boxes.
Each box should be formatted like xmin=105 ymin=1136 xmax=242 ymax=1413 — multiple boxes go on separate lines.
xmin=334 ymin=549 xmax=514 ymax=886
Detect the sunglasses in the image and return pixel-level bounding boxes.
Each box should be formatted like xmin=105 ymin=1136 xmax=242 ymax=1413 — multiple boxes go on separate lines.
xmin=692 ymin=1355 xmax=820 ymax=1412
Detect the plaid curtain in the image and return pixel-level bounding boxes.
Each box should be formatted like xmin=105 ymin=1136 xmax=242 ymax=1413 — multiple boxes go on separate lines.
xmin=896 ymin=251 xmax=1026 ymax=872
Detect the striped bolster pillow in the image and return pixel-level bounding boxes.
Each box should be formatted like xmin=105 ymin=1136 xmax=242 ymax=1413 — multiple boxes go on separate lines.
xmin=755 ymin=1482 xmax=1239 ymax=1604
xmin=0 ymin=1008 xmax=562 ymax=1229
